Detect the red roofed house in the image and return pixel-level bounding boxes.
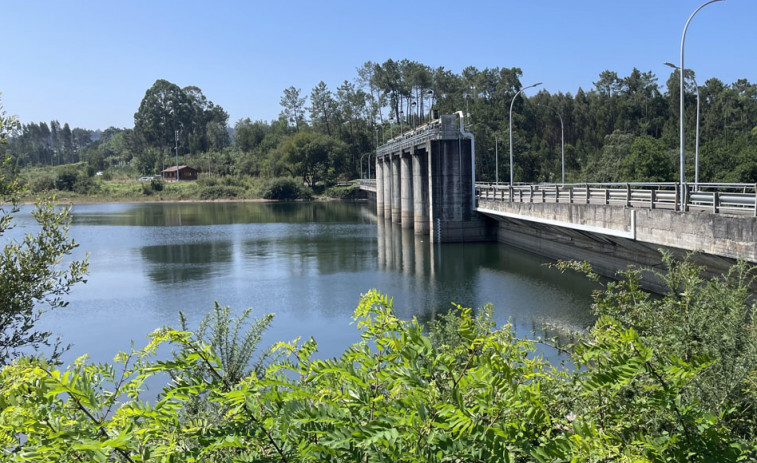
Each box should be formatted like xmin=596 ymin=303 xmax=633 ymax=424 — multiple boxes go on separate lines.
xmin=162 ymin=165 xmax=199 ymax=182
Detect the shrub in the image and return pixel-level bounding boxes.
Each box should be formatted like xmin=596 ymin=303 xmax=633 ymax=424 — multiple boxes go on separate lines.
xmin=30 ymin=175 xmax=55 ymax=193
xmin=262 ymin=177 xmax=312 ymax=200
xmin=198 ymin=185 xmax=243 ymax=200
xmin=55 ymin=169 xmax=79 ymax=191
xmin=324 ymin=184 xmax=360 ymax=199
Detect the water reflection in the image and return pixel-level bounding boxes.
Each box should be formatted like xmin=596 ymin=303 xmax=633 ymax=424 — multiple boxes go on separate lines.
xmin=33 ymin=201 xmax=596 ymax=367
xmin=71 ymin=201 xmax=376 ymax=227
xmin=141 ymin=240 xmax=233 ymax=283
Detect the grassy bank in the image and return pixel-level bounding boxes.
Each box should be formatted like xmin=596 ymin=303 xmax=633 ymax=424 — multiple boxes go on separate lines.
xmin=16 ymin=164 xmax=358 ymax=203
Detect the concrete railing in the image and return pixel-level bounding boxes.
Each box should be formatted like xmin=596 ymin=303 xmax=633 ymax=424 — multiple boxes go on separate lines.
xmin=475 ymin=182 xmax=757 ymax=216
xmin=355 ymin=179 xmax=377 ymax=191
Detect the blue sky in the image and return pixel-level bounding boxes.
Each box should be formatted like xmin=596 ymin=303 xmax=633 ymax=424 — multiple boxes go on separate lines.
xmin=2 ymin=0 xmax=755 ymax=130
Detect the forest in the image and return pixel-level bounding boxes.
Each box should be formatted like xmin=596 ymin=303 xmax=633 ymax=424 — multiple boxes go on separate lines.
xmin=2 ymin=58 xmax=757 ymax=195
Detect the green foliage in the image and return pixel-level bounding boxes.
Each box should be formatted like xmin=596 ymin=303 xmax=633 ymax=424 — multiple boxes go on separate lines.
xmin=0 ymin=181 xmax=88 ymax=364
xmin=55 ymin=167 xmax=99 ymax=195
xmin=2 ymin=274 xmax=757 ymax=461
xmin=0 ymin=93 xmax=19 ymax=144
xmin=622 ymin=134 xmax=674 ymax=181
xmin=198 ymin=184 xmax=243 ymax=200
xmin=323 ymin=183 xmax=360 ymax=199
xmin=262 ymin=177 xmax=312 ymax=200
xmin=278 ymin=132 xmax=348 ymax=187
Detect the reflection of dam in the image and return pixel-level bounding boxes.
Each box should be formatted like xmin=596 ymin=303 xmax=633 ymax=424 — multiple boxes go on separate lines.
xmin=376 ymin=216 xmax=434 ymax=278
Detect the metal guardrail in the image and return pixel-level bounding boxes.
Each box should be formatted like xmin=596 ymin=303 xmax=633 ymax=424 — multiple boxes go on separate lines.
xmin=475 ymin=182 xmax=757 ymax=216
xmin=376 ymin=115 xmax=462 ymax=158
xmin=355 ymin=179 xmax=377 ymax=191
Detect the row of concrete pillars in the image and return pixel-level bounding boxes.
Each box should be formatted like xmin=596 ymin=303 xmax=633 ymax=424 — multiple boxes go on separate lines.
xmin=374 ymin=137 xmax=486 ymax=243
xmin=375 ymin=143 xmax=431 ymax=235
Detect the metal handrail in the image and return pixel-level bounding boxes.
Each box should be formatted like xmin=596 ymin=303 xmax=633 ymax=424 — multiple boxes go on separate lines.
xmin=474 ymin=182 xmax=757 ymax=216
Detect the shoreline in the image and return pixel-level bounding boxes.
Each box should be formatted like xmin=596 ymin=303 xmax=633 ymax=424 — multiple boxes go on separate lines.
xmin=11 ymin=196 xmax=364 ymax=206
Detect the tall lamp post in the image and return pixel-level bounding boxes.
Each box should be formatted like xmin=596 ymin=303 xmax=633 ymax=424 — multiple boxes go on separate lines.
xmin=665 ymin=62 xmax=701 ymax=191
xmin=677 ymin=0 xmax=725 ymax=205
xmin=509 ymin=82 xmax=542 ymax=185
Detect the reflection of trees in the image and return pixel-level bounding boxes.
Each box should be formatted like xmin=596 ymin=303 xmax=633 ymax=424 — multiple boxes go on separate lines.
xmin=73 ymin=202 xmax=377 ymax=227
xmin=242 ymin=231 xmax=377 ymax=276
xmin=141 ymin=241 xmax=232 ymax=284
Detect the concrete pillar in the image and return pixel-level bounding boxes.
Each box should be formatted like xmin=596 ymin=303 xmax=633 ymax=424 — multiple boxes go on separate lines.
xmin=400 ymin=152 xmax=414 ymax=229
xmin=383 ymin=156 xmax=392 ymax=219
xmin=391 ymin=155 xmax=401 ymax=223
xmin=375 ymin=158 xmax=384 ymax=216
xmin=412 ymin=146 xmax=430 ymax=234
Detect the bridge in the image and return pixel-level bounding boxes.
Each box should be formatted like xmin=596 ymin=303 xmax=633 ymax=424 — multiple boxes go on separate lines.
xmin=362 ymin=114 xmax=757 ymax=287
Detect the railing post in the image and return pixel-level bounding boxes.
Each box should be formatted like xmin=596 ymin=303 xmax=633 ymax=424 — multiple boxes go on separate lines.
xmin=541 ymin=188 xmax=546 ymax=203
xmin=555 ymin=185 xmax=560 ymax=204
xmin=754 ymin=184 xmax=756 ymax=217
xmin=585 ymin=184 xmax=590 ymax=204
xmin=626 ymin=183 xmax=631 ymax=207
xmin=713 ymin=190 xmax=719 ymax=214
xmin=518 ymin=188 xmax=523 ymax=203
xmin=674 ymin=183 xmax=679 ymax=212
xmin=683 ymin=183 xmax=689 ymax=212
xmin=529 ymin=185 xmax=534 ymax=203
xmin=650 ymin=189 xmax=656 ymax=209
xmin=604 ymin=188 xmax=610 ymax=205
xmin=509 ymin=185 xmax=513 ymax=202
xmin=569 ymin=187 xmax=573 ymax=204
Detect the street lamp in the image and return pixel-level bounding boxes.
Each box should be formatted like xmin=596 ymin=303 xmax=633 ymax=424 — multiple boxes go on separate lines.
xmin=509 ymin=82 xmax=542 ymax=185
xmin=665 ymin=62 xmax=701 ymax=190
xmin=677 ymin=0 xmax=725 ymax=205
xmin=425 ymin=89 xmax=434 ymax=121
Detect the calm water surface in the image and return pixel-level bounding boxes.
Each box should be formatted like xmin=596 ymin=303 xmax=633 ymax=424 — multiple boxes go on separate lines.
xmin=26 ymin=201 xmax=597 ymax=364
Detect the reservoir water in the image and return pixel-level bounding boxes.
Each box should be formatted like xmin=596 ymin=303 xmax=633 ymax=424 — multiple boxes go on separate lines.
xmin=26 ymin=201 xmax=597 ymax=364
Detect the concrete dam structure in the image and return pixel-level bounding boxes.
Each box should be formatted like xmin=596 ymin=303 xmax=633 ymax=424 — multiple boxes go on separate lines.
xmin=368 ymin=115 xmax=757 ymax=288
xmin=375 ymin=114 xmax=489 ymax=242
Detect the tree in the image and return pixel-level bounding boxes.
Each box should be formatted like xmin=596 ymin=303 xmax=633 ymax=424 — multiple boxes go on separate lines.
xmin=279 ymin=132 xmax=347 ymax=186
xmin=309 ymin=81 xmax=335 ymax=136
xmin=134 ymin=79 xmax=193 ymax=152
xmin=0 ymin=95 xmax=88 ymax=365
xmin=279 ymin=86 xmax=306 ymax=132
xmin=622 ymin=134 xmax=673 ymax=181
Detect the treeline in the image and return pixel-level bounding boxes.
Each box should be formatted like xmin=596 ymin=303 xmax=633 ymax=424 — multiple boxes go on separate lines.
xmin=4 ymin=59 xmax=757 ymax=185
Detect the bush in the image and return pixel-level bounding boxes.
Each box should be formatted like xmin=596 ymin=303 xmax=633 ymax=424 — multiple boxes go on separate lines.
xmin=30 ymin=175 xmax=55 ymax=193
xmin=198 ymin=185 xmax=243 ymax=200
xmin=55 ymin=169 xmax=79 ymax=191
xmin=324 ymin=184 xmax=360 ymax=199
xmin=55 ymin=168 xmax=99 ymax=195
xmin=262 ymin=177 xmax=312 ymax=200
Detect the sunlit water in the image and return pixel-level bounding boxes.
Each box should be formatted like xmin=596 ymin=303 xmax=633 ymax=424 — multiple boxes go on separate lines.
xmin=13 ymin=201 xmax=597 ymax=365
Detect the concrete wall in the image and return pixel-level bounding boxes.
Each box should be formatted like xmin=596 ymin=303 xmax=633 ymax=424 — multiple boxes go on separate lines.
xmin=477 ymin=199 xmax=757 ymax=263
xmin=477 ymin=199 xmax=756 ymax=292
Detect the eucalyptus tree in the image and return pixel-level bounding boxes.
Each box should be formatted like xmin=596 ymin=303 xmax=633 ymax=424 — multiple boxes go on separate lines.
xmin=134 ymin=79 xmax=194 ymax=152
